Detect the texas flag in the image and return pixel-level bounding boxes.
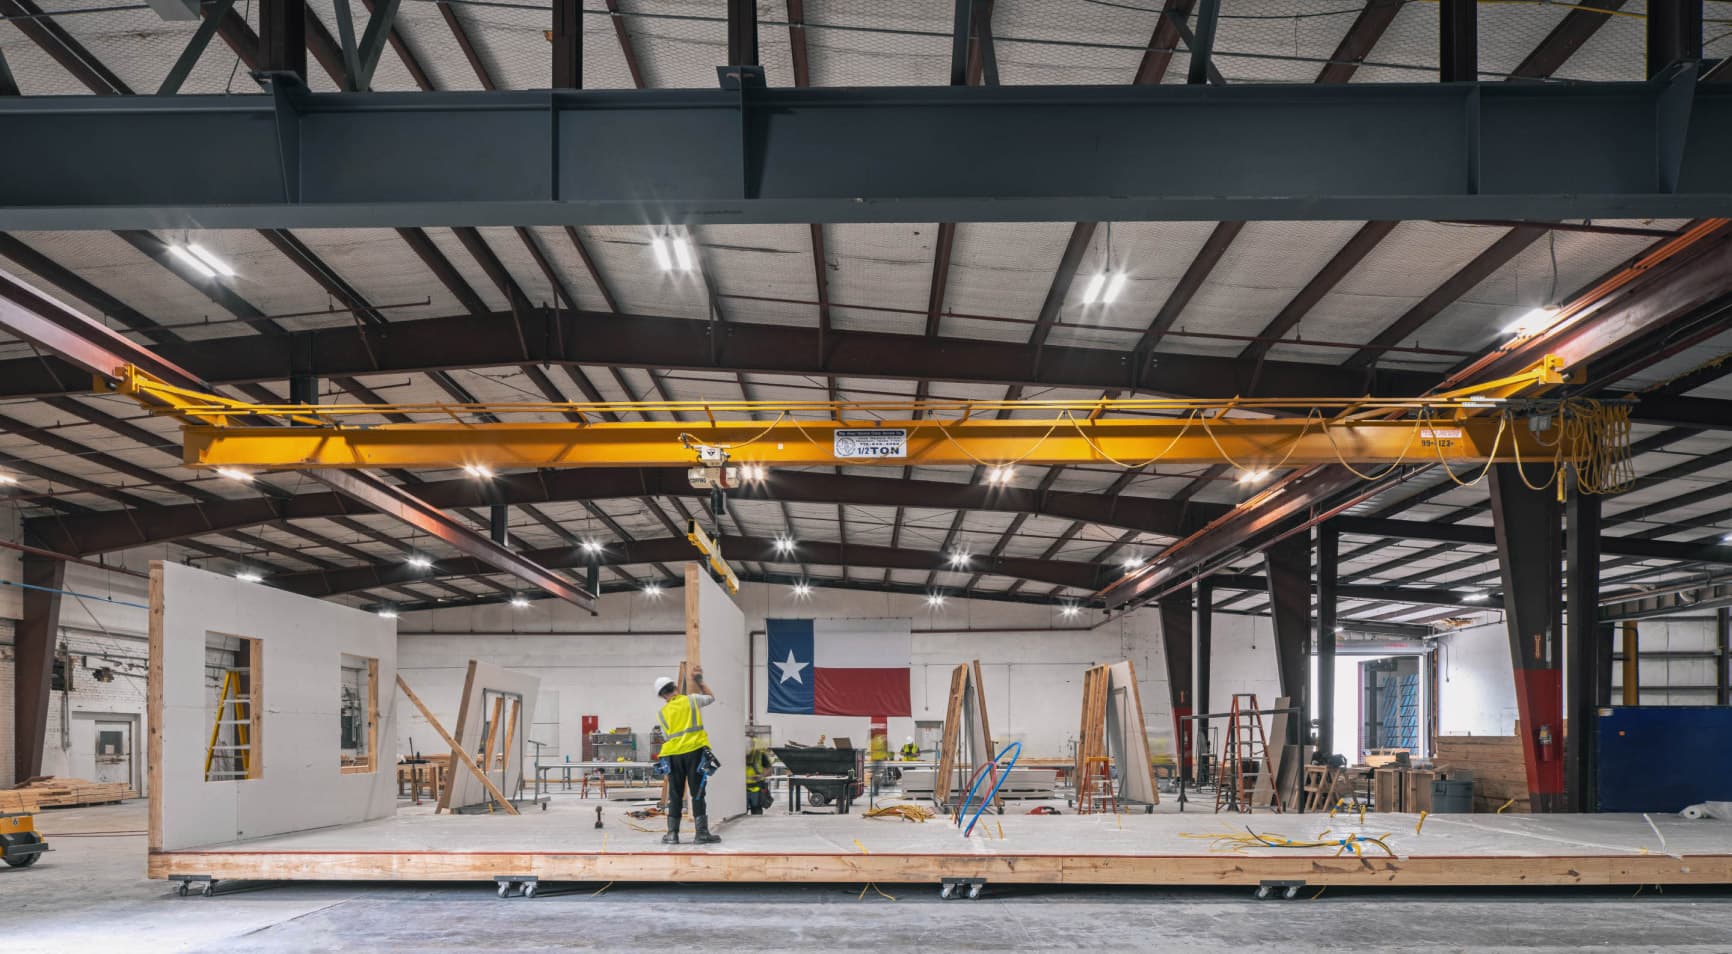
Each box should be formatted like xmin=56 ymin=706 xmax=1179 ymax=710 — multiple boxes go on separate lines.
xmin=767 ymin=618 xmax=911 ymax=716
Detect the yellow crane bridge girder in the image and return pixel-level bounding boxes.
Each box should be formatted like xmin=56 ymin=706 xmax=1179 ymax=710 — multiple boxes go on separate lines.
xmin=177 ymin=415 xmax=1575 ymax=472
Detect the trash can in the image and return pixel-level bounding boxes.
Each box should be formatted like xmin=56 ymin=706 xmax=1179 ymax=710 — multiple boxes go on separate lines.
xmin=1431 ymin=778 xmax=1473 ymax=813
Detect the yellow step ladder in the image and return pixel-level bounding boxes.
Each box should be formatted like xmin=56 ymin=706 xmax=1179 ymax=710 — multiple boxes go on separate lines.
xmin=204 ymin=669 xmax=252 ymax=781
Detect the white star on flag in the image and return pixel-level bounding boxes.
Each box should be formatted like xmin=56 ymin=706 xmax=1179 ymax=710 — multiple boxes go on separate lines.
xmin=774 ymin=648 xmax=808 ymax=685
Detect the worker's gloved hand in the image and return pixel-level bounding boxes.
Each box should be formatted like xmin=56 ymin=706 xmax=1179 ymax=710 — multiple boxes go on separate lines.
xmin=655 ymin=757 xmax=671 ymax=777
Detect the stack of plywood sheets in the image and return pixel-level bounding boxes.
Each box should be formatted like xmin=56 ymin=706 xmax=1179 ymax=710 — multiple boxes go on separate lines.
xmin=1435 ymin=735 xmax=1530 ymax=813
xmin=4 ymin=777 xmax=135 ymax=809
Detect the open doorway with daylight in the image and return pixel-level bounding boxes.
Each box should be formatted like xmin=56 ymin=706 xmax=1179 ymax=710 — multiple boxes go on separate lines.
xmin=1318 ymin=642 xmax=1436 ymax=765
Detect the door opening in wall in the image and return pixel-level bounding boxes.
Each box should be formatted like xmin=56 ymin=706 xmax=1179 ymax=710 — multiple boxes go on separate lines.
xmin=1357 ymin=655 xmax=1428 ymax=762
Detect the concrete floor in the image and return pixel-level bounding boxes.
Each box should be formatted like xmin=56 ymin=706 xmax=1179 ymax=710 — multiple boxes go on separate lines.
xmin=7 ymin=801 xmax=1732 ymax=953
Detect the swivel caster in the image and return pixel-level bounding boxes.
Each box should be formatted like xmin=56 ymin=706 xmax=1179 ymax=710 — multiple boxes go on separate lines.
xmin=172 ymin=877 xmax=214 ymax=897
xmin=176 ymin=884 xmax=189 ymax=898
xmin=495 ymin=876 xmax=538 ymax=898
xmin=1257 ymin=880 xmax=1304 ymax=900
xmin=498 ymin=881 xmax=513 ymax=899
xmin=968 ymin=883 xmax=983 ymax=900
xmin=939 ymin=883 xmax=956 ymax=900
xmin=522 ymin=882 xmax=539 ymax=899
xmin=941 ymin=877 xmax=985 ymax=900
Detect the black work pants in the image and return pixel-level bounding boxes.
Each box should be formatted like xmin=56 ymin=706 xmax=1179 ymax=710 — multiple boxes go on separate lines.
xmin=666 ymin=749 xmax=708 ymax=820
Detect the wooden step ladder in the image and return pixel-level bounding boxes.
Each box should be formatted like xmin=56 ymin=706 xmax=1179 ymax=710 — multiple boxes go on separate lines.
xmin=1079 ymin=755 xmax=1117 ymax=815
xmin=204 ymin=669 xmax=252 ymax=781
xmin=1215 ymin=693 xmax=1279 ymax=814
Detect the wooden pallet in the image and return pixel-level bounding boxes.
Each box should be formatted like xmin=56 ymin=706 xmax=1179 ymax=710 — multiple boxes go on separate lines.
xmin=4 ymin=776 xmax=136 ymax=809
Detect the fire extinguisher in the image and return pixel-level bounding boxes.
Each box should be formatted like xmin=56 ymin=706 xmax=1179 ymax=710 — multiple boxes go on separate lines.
xmin=1537 ymin=724 xmax=1556 ymax=762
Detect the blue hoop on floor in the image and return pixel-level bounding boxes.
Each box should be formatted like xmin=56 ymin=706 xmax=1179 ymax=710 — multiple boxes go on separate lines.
xmin=957 ymin=741 xmax=1022 ymax=837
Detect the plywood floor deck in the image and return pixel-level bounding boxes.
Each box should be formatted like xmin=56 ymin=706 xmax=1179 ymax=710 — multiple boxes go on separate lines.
xmin=149 ymin=797 xmax=1732 ymax=888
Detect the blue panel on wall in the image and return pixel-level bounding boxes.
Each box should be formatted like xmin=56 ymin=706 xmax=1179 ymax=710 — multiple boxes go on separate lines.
xmin=1595 ymin=707 xmax=1732 ymax=812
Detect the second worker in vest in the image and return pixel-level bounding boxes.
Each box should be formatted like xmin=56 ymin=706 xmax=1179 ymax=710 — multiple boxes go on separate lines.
xmin=655 ymin=671 xmax=720 ymax=845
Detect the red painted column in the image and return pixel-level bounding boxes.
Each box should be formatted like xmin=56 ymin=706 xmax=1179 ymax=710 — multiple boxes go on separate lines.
xmin=1489 ymin=466 xmax=1565 ymax=812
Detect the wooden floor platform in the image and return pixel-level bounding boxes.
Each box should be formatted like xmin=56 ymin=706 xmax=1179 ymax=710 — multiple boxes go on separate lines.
xmin=148 ymin=799 xmax=1732 ymax=888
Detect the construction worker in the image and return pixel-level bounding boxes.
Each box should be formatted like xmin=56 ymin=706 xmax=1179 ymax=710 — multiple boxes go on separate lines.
xmin=655 ymin=670 xmax=720 ymax=845
xmin=745 ymin=742 xmax=773 ymax=814
xmin=899 ymin=736 xmax=921 ymax=761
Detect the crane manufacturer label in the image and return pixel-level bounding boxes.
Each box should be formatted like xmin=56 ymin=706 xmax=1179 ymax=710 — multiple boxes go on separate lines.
xmin=833 ymin=428 xmax=907 ymax=459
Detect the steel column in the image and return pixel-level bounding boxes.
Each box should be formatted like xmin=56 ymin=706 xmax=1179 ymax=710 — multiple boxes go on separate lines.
xmin=3 ymin=82 xmax=1731 ymax=229
xmin=949 ymin=0 xmax=973 ymax=87
xmin=1186 ymin=0 xmax=1221 ymax=86
xmin=1440 ymin=0 xmax=1477 ymax=82
xmin=1489 ymin=465 xmax=1565 ymax=813
xmin=1564 ymin=484 xmax=1603 ymax=811
xmin=1158 ymin=588 xmax=1194 ymax=782
xmin=260 ymin=0 xmax=307 ymax=79
xmin=14 ymin=549 xmax=65 ymax=782
xmin=490 ymin=504 xmax=509 ymax=547
xmin=1623 ymin=621 xmax=1640 ymax=704
xmin=1316 ymin=522 xmax=1339 ymax=759
xmin=1264 ymin=532 xmax=1311 ymax=745
xmin=1717 ymin=607 xmax=1729 ymax=705
xmin=1649 ymin=0 xmax=1703 ymax=78
xmin=727 ymin=0 xmax=758 ymax=68
xmin=1195 ymin=579 xmax=1212 ymax=778
xmin=552 ymin=0 xmax=582 ymax=89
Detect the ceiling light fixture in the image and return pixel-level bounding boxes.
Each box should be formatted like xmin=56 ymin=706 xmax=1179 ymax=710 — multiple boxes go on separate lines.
xmin=792 ymin=581 xmax=811 ymax=598
xmin=167 ymin=244 xmax=217 ymax=279
xmin=1502 ymin=305 xmax=1558 ymax=337
xmin=377 ymin=608 xmax=399 ymax=620
xmin=463 ymin=463 xmax=493 ymax=480
xmin=184 ymin=243 xmax=237 ymax=277
xmin=509 ymin=595 xmax=531 ymax=609
xmin=1237 ymin=468 xmax=1271 ymax=485
xmin=1080 ymin=272 xmax=1107 ymax=303
xmin=581 ymin=539 xmax=604 ymax=555
xmin=1463 ymin=591 xmax=1489 ymax=602
xmin=0 ymin=473 xmax=18 ymax=485
xmin=214 ymin=467 xmax=253 ymax=483
xmin=407 ymin=554 xmax=433 ymax=569
xmin=1721 ymin=532 xmax=1732 ymax=544
xmin=987 ymin=465 xmax=1015 ymax=485
xmin=235 ymin=570 xmax=263 ymax=583
xmin=739 ymin=463 xmax=767 ymax=482
xmin=1060 ymin=603 xmax=1080 ymax=618
xmin=926 ymin=593 xmax=946 ymax=608
xmin=774 ymin=536 xmax=797 ymax=555
xmin=671 ymin=236 xmax=695 ymax=271
xmin=1122 ymin=555 xmax=1143 ymax=571
xmin=650 ymin=236 xmax=673 ymax=271
xmin=948 ymin=550 xmax=970 ymax=569
xmin=644 ymin=583 xmax=663 ymax=598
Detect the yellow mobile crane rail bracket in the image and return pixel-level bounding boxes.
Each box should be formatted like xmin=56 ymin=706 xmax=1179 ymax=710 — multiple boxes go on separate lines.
xmin=106 ymin=358 xmax=1630 ymax=487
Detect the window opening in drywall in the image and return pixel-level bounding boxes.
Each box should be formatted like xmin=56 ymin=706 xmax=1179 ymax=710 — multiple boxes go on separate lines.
xmin=204 ymin=633 xmax=262 ymax=782
xmin=340 ymin=654 xmax=380 ymax=773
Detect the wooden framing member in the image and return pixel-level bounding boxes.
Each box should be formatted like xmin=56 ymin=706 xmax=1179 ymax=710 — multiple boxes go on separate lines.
xmin=148 ymin=848 xmax=1732 ymax=888
xmin=931 ymin=660 xmax=996 ymax=811
xmin=396 ymin=674 xmax=519 ymax=815
xmin=1075 ymin=660 xmax=1159 ymax=810
xmin=340 ymin=656 xmax=381 ymax=775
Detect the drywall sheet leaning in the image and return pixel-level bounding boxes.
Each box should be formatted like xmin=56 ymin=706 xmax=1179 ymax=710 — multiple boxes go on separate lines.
xmin=148 ymin=561 xmax=398 ymax=852
xmin=685 ymin=563 xmax=748 ymax=823
xmin=931 ymin=660 xmax=996 ymax=811
xmin=438 ymin=660 xmax=540 ymax=812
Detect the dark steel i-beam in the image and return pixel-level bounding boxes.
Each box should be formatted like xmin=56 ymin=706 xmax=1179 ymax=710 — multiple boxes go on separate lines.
xmin=0 ymin=81 xmax=1728 ymax=229
xmin=1564 ymin=482 xmax=1605 ymax=812
xmin=1316 ymin=522 xmax=1339 ymax=759
xmin=1490 ymin=465 xmax=1565 ymax=813
xmin=14 ymin=549 xmax=65 ymax=782
xmin=309 ymin=469 xmax=592 ymax=611
xmin=1264 ymin=532 xmax=1311 ymax=748
xmin=1158 ymin=589 xmax=1195 ymax=782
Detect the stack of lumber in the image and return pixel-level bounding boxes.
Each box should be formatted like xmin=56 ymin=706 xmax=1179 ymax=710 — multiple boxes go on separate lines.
xmin=1434 ymin=735 xmax=1530 ymax=813
xmin=3 ymin=776 xmax=136 ymax=809
xmin=1371 ymin=766 xmax=1436 ymax=813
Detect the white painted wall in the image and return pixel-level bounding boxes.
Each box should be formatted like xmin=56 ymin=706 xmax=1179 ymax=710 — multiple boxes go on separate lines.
xmin=1438 ymin=620 xmax=1520 ymax=735
xmin=399 ymin=581 xmax=1172 ymax=762
xmin=154 ymin=562 xmax=398 ymax=850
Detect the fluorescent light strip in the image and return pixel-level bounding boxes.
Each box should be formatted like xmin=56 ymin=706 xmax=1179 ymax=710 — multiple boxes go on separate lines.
xmin=650 ymin=237 xmax=673 ymax=271
xmin=185 ymin=244 xmax=236 ymax=277
xmin=167 ymin=245 xmax=216 ymax=279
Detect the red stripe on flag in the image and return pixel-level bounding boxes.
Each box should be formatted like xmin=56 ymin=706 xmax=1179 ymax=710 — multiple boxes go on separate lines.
xmin=814 ymin=667 xmax=910 ymax=717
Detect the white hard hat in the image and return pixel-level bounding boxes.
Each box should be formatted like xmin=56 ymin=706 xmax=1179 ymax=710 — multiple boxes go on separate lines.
xmin=653 ymin=676 xmax=676 ymax=695
xmin=905 ymin=736 xmax=914 ymax=744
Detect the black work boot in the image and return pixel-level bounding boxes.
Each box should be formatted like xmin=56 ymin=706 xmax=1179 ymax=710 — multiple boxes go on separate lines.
xmin=661 ymin=815 xmax=680 ymax=845
xmin=693 ymin=816 xmax=721 ymax=844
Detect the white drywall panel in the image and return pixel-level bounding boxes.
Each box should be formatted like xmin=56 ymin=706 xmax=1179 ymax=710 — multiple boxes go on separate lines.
xmin=442 ymin=660 xmax=539 ymax=811
xmin=153 ymin=562 xmax=397 ymax=851
xmin=688 ymin=565 xmax=748 ymax=823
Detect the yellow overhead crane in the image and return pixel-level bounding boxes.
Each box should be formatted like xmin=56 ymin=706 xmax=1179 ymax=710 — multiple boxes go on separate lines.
xmin=101 ymin=356 xmax=1630 ymax=491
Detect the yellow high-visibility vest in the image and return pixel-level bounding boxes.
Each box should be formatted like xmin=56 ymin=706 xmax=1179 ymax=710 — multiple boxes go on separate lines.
xmin=659 ymin=694 xmax=710 ymax=756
